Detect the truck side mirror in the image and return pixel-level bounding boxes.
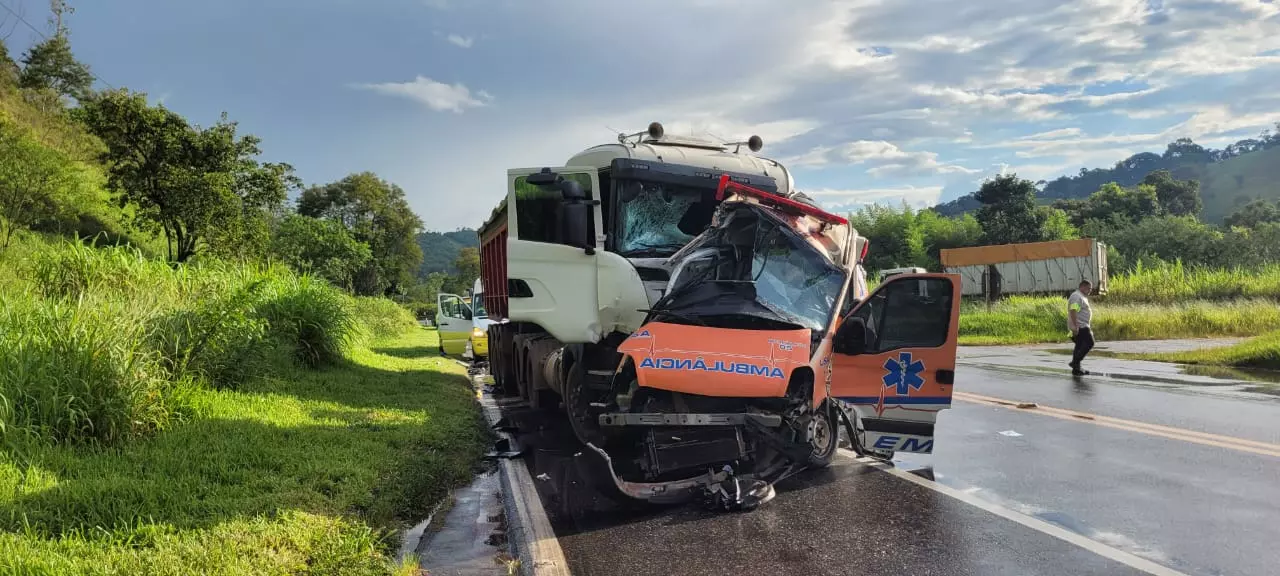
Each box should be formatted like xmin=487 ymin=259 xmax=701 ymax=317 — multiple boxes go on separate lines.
xmin=834 ymin=316 xmax=873 ymax=355
xmin=558 ymin=179 xmax=595 ymax=255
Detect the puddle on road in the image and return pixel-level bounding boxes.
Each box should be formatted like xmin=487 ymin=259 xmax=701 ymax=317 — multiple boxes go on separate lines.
xmin=401 ymin=467 xmax=515 ymax=576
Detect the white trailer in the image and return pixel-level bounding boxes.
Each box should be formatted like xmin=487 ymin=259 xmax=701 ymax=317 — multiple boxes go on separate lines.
xmin=940 ymin=238 xmax=1108 ymax=297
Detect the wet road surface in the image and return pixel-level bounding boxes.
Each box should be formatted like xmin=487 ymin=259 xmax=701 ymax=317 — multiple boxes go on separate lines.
xmin=495 ymin=344 xmax=1280 ymax=576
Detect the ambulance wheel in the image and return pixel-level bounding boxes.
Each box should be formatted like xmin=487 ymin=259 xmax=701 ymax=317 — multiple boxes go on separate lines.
xmin=807 ymin=402 xmax=838 ymax=469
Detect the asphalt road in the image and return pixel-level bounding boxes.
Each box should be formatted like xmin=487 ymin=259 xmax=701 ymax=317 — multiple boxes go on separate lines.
xmin=499 ymin=345 xmax=1280 ymax=576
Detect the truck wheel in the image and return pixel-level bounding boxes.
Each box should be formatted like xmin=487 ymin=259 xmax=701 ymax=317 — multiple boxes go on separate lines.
xmin=564 ymin=367 xmax=603 ymax=447
xmin=807 ymin=402 xmax=838 ymax=469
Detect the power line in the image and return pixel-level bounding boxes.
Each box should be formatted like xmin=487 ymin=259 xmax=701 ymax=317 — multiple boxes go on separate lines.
xmin=0 ymin=0 xmax=115 ymax=89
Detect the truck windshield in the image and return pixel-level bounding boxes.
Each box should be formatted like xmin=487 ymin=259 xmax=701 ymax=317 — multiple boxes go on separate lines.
xmin=472 ymin=295 xmax=486 ymax=319
xmin=617 ymin=180 xmax=715 ymax=257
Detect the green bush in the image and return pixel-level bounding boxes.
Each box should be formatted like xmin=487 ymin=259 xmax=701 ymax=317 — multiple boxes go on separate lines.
xmin=257 ymin=275 xmax=359 ymax=368
xmin=149 ymin=281 xmax=271 ymax=390
xmin=351 ymin=296 xmax=419 ymax=341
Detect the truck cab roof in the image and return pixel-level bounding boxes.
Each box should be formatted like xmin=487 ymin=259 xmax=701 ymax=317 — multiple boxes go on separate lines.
xmin=565 ymin=136 xmax=795 ymax=198
xmin=481 ymin=129 xmax=797 ymax=233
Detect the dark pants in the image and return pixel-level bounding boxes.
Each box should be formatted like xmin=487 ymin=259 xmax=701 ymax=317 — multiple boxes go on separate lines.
xmin=1071 ymin=327 xmax=1095 ymax=367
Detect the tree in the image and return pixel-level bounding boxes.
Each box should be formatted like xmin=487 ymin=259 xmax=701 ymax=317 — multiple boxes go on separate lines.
xmin=1142 ymin=170 xmax=1202 ymax=217
xmin=298 ymin=172 xmax=424 ymax=296
xmin=442 ymin=247 xmax=480 ymax=295
xmin=1224 ymin=199 xmax=1280 ymax=229
xmin=1055 ymin=182 xmax=1159 ymax=228
xmin=77 ymin=90 xmax=290 ymax=262
xmin=404 ymin=271 xmax=449 ymax=320
xmin=849 ymin=203 xmax=926 ymax=272
xmin=19 ymin=33 xmax=93 ymax=102
xmin=0 ymin=121 xmax=92 ymax=247
xmin=0 ymin=39 xmax=19 ymax=87
xmin=916 ymin=210 xmax=983 ymax=269
xmin=974 ymin=174 xmax=1047 ymax=245
xmin=210 ymin=158 xmax=301 ymax=260
xmin=1038 ymin=207 xmax=1078 ymax=241
xmin=270 ymin=214 xmax=371 ymax=290
xmin=1100 ymin=215 xmax=1224 ymax=269
xmin=1162 ymin=138 xmax=1208 ymax=161
xmin=848 ymin=205 xmax=984 ymax=272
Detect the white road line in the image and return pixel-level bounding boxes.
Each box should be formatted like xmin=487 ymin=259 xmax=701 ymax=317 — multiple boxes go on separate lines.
xmin=844 ymin=452 xmax=1190 ymax=576
xmin=954 ymin=391 xmax=1280 ymax=458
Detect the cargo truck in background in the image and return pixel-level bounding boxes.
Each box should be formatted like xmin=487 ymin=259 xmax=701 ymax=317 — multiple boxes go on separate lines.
xmin=940 ymin=238 xmax=1109 ymax=298
xmin=476 ymin=123 xmax=963 ymax=507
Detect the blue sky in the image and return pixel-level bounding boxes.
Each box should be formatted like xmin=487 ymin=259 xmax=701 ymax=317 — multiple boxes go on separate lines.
xmin=3 ymin=0 xmax=1279 ymax=230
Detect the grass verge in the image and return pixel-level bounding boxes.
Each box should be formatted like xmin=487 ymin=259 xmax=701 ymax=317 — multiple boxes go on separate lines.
xmin=0 ymin=327 xmax=489 ymax=575
xmin=1118 ymin=330 xmax=1280 ymax=371
xmin=959 ymin=297 xmax=1280 ymax=345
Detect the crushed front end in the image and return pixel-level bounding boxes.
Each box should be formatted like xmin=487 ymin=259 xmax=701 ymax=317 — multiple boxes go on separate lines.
xmin=585 ymin=183 xmax=858 ymax=510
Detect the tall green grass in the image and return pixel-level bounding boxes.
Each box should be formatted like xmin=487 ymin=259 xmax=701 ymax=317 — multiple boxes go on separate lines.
xmin=0 ymin=328 xmax=485 ymax=576
xmin=0 ymin=239 xmax=415 ymax=446
xmin=960 ymin=296 xmax=1280 ymax=345
xmin=1107 ymin=260 xmax=1280 ymax=304
xmin=0 ymin=295 xmax=183 ymax=446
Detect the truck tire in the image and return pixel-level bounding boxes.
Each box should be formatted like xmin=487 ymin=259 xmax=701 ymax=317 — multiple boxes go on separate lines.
xmin=564 ymin=366 xmax=603 ymax=447
xmin=807 ymin=402 xmax=838 ymax=469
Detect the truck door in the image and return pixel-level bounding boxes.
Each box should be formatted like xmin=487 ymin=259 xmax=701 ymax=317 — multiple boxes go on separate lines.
xmin=828 ymin=273 xmax=962 ymax=455
xmin=505 ymin=167 xmax=604 ymax=343
xmin=435 ymin=292 xmax=472 ymax=356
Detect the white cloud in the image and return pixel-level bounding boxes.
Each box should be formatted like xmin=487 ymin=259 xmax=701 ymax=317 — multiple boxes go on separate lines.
xmin=364 ymin=0 xmax=1280 ymax=229
xmin=786 ymin=140 xmax=979 ymax=177
xmin=446 ymin=34 xmax=474 ymax=48
xmin=1018 ymin=128 xmax=1083 ymax=141
xmin=354 ymin=76 xmax=493 ymax=113
xmin=809 ymin=185 xmax=946 ymax=212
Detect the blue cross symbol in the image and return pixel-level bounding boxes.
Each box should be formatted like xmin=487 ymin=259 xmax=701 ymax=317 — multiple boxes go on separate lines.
xmin=883 ymin=352 xmax=926 ymax=395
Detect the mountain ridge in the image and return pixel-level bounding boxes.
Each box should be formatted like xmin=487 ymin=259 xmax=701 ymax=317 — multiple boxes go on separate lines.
xmin=933 ymin=131 xmax=1280 ymax=222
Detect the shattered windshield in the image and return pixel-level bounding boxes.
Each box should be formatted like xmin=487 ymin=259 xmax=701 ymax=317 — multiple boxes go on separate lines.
xmin=751 ymin=220 xmax=845 ymax=331
xmin=658 ymin=204 xmax=848 ymax=333
xmin=617 ymin=180 xmax=715 ymax=257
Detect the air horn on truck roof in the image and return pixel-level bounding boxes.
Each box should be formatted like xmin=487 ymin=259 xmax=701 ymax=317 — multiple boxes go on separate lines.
xmin=617 ymin=121 xmax=666 ymax=144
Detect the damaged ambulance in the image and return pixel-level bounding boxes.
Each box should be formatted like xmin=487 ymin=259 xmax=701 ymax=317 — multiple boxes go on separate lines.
xmin=588 ymin=176 xmax=963 ymax=509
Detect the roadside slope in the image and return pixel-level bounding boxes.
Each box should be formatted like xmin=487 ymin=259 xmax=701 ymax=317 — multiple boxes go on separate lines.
xmin=0 ymin=328 xmax=489 ymax=575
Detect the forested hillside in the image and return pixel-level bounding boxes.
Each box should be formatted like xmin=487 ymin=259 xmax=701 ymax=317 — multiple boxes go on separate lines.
xmin=934 ymin=129 xmax=1280 ymax=223
xmin=417 ymin=228 xmax=478 ymax=276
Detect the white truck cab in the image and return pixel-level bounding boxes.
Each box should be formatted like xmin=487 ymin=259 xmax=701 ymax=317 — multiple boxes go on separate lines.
xmin=478 ymin=123 xmax=815 ymax=416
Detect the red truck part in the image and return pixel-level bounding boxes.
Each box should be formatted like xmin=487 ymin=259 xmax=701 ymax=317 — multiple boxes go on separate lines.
xmin=478 ymin=204 xmax=508 ymax=321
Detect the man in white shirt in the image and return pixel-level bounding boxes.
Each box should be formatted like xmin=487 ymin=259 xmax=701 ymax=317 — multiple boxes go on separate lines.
xmin=1067 ymin=280 xmax=1094 ymax=376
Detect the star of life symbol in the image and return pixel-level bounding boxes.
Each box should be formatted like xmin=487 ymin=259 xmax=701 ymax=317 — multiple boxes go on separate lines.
xmin=882 ymin=352 xmax=925 ymax=395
